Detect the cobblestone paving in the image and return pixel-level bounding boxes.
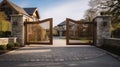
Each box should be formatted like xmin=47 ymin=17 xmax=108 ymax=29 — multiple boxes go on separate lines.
xmin=0 ymin=46 xmax=105 ymax=62
xmin=0 ymin=45 xmax=120 ymax=67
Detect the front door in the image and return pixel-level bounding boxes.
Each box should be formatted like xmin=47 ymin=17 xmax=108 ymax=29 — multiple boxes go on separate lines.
xmin=66 ymin=18 xmax=95 ymax=45
xmin=24 ymin=18 xmax=53 ymax=45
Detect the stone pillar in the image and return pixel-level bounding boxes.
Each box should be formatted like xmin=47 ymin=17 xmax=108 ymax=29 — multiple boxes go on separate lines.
xmin=94 ymin=16 xmax=111 ymax=47
xmin=11 ymin=15 xmax=24 ymax=46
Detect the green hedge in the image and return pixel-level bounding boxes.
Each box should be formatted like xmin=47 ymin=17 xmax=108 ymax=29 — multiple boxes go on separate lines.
xmin=0 ymin=45 xmax=7 ymax=50
xmin=7 ymin=43 xmax=14 ymax=50
xmin=14 ymin=42 xmax=20 ymax=47
xmin=0 ymin=42 xmax=21 ymax=50
xmin=0 ymin=31 xmax=11 ymax=37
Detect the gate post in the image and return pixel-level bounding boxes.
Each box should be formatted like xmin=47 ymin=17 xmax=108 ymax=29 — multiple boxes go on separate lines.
xmin=11 ymin=15 xmax=25 ymax=46
xmin=94 ymin=16 xmax=111 ymax=47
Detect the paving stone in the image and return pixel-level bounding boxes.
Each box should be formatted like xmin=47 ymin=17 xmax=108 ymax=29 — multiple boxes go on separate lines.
xmin=0 ymin=45 xmax=120 ymax=67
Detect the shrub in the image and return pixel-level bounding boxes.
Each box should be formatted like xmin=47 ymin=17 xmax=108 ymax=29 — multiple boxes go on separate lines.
xmin=0 ymin=31 xmax=11 ymax=37
xmin=14 ymin=42 xmax=20 ymax=47
xmin=7 ymin=43 xmax=14 ymax=50
xmin=3 ymin=31 xmax=11 ymax=37
xmin=0 ymin=45 xmax=7 ymax=50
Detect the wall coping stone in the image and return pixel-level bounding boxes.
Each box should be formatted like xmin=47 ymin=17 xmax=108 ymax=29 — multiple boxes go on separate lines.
xmin=0 ymin=37 xmax=17 ymax=45
xmin=105 ymin=38 xmax=120 ymax=40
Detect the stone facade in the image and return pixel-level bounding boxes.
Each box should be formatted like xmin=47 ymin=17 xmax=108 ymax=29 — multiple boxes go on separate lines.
xmin=11 ymin=15 xmax=24 ymax=45
xmin=94 ymin=16 xmax=111 ymax=47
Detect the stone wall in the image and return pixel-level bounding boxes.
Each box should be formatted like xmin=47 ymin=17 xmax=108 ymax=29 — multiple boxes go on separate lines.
xmin=104 ymin=38 xmax=120 ymax=47
xmin=0 ymin=37 xmax=17 ymax=45
xmin=11 ymin=15 xmax=24 ymax=45
xmin=0 ymin=38 xmax=8 ymax=45
xmin=8 ymin=37 xmax=17 ymax=44
xmin=103 ymin=38 xmax=120 ymax=55
xmin=94 ymin=16 xmax=111 ymax=47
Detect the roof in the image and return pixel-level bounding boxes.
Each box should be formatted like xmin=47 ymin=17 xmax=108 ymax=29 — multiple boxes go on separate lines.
xmin=0 ymin=0 xmax=29 ymax=16
xmin=24 ymin=8 xmax=37 ymax=15
xmin=0 ymin=0 xmax=40 ymax=19
xmin=57 ymin=21 xmax=73 ymax=26
xmin=24 ymin=8 xmax=40 ymax=19
xmin=57 ymin=21 xmax=66 ymax=26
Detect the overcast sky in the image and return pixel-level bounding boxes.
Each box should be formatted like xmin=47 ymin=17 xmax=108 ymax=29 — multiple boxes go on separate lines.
xmin=0 ymin=0 xmax=90 ymax=26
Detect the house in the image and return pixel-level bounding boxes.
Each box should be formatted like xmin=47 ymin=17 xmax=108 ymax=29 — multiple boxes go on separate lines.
xmin=54 ymin=21 xmax=66 ymax=36
xmin=0 ymin=0 xmax=40 ymax=22
xmin=0 ymin=0 xmax=47 ymax=45
xmin=56 ymin=21 xmax=73 ymax=36
xmin=57 ymin=21 xmax=66 ymax=31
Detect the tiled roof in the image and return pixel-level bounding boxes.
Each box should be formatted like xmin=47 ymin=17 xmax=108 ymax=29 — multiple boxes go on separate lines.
xmin=24 ymin=8 xmax=37 ymax=15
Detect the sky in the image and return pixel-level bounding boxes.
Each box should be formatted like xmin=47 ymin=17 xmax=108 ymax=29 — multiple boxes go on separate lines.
xmin=0 ymin=0 xmax=90 ymax=26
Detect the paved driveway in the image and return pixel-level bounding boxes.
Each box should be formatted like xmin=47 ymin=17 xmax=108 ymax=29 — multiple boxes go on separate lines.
xmin=0 ymin=45 xmax=120 ymax=67
xmin=0 ymin=38 xmax=120 ymax=67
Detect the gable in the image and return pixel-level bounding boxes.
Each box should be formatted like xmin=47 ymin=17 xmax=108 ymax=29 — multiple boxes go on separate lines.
xmin=24 ymin=8 xmax=40 ymax=19
xmin=24 ymin=8 xmax=36 ymax=15
xmin=58 ymin=21 xmax=66 ymax=26
xmin=0 ymin=0 xmax=29 ymax=16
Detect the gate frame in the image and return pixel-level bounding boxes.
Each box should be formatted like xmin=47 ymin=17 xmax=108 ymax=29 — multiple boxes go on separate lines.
xmin=24 ymin=18 xmax=53 ymax=45
xmin=66 ymin=18 xmax=96 ymax=45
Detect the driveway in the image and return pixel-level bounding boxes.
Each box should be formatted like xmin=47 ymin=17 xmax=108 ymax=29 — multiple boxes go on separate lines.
xmin=0 ymin=39 xmax=120 ymax=67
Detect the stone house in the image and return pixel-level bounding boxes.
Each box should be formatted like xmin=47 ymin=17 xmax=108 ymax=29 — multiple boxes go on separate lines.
xmin=0 ymin=0 xmax=42 ymax=45
xmin=0 ymin=0 xmax=40 ymax=22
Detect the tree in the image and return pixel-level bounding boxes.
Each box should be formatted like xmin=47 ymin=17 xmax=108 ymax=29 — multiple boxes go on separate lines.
xmin=0 ymin=11 xmax=10 ymax=32
xmin=88 ymin=0 xmax=120 ymax=23
xmin=89 ymin=0 xmax=110 ymax=11
xmin=106 ymin=0 xmax=120 ymax=22
xmin=0 ymin=11 xmax=7 ymax=20
xmin=84 ymin=8 xmax=97 ymax=22
xmin=84 ymin=0 xmax=107 ymax=21
xmin=87 ymin=0 xmax=120 ymax=38
xmin=0 ymin=11 xmax=11 ymax=37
